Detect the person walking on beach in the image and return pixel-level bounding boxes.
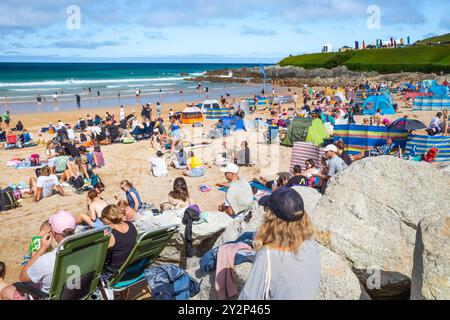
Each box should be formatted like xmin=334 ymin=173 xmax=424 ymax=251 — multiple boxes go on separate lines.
xmin=75 ymin=94 xmax=81 ymax=109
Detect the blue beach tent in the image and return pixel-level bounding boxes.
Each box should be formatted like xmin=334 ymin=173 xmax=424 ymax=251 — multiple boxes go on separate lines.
xmin=362 ymin=95 xmax=396 ymax=116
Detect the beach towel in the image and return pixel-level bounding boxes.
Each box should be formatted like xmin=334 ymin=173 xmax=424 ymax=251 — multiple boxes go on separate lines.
xmin=215 ymin=242 xmax=252 ymax=300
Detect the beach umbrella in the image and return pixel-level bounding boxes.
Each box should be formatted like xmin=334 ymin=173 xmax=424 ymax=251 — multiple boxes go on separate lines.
xmin=389 ymin=118 xmax=426 ymax=131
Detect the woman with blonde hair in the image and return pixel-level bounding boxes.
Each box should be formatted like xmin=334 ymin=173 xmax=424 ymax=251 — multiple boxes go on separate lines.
xmin=239 ymin=187 xmax=320 ymax=300
xmin=102 ymin=205 xmax=137 ymax=274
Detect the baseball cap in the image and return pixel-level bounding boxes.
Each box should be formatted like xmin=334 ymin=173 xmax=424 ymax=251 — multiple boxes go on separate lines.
xmin=220 ymin=163 xmax=239 ymax=174
xmin=324 ymin=144 xmax=338 ymax=153
xmin=258 ymin=187 xmax=305 ymax=222
xmin=49 ymin=211 xmax=76 ymax=234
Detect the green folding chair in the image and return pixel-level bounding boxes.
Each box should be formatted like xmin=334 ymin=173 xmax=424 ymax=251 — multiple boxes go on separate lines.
xmin=99 ymin=224 xmax=178 ymax=300
xmin=14 ymin=227 xmax=112 ymax=300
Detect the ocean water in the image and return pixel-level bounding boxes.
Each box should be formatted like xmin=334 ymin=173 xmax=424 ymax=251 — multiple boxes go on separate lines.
xmin=0 ymin=63 xmax=264 ymax=114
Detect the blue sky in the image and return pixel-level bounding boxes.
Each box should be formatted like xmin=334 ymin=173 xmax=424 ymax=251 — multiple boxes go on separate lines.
xmin=0 ymin=0 xmax=449 ymax=63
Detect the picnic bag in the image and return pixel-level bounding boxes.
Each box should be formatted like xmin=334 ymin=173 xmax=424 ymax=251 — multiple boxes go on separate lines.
xmin=0 ymin=187 xmax=21 ymax=211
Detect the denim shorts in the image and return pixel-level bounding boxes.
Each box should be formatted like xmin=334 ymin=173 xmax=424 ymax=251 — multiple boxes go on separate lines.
xmin=188 ymin=166 xmax=205 ymax=177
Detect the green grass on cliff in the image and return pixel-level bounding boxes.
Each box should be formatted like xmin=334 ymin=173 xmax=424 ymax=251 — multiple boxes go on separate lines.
xmin=279 ymin=44 xmax=450 ymax=74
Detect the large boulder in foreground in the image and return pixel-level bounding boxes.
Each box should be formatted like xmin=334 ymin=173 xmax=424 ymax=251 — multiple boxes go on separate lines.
xmin=311 ymin=156 xmax=450 ymax=299
xmin=317 ymin=245 xmax=371 ymax=300
xmin=411 ymin=214 xmax=450 ymax=300
xmin=138 ymin=209 xmax=234 ymax=266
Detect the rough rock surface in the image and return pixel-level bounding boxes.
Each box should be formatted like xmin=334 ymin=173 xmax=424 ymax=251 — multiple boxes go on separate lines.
xmin=311 ymin=156 xmax=450 ymax=299
xmin=317 ymin=245 xmax=371 ymax=300
xmin=411 ymin=214 xmax=450 ymax=300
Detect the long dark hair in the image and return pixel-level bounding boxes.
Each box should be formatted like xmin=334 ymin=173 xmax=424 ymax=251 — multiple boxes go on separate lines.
xmin=169 ymin=177 xmax=189 ymax=202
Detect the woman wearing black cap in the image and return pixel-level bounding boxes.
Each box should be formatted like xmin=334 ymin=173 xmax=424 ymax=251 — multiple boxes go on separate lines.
xmin=239 ymin=187 xmax=321 ymax=300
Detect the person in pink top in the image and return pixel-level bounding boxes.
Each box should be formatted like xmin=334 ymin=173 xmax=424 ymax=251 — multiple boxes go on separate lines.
xmin=92 ymin=143 xmax=105 ymax=168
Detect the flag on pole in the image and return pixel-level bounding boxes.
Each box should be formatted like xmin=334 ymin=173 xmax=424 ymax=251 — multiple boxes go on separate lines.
xmin=260 ymin=64 xmax=267 ymax=80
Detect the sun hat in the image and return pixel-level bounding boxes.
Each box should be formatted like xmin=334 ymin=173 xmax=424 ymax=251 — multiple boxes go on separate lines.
xmin=49 ymin=211 xmax=76 ymax=234
xmin=258 ymin=187 xmax=305 ymax=222
xmin=220 ymin=163 xmax=239 ymax=174
xmin=324 ymin=144 xmax=338 ymax=153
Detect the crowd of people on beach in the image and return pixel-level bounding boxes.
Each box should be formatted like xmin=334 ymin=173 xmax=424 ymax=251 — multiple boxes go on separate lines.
xmin=1 ymin=78 xmax=449 ymax=301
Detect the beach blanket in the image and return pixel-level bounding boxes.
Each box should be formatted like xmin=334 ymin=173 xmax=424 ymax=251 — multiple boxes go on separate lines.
xmin=218 ymin=181 xmax=271 ymax=193
xmin=405 ymin=135 xmax=450 ymax=164
xmin=290 ymin=142 xmax=326 ymax=174
xmin=333 ymin=125 xmax=408 ymax=155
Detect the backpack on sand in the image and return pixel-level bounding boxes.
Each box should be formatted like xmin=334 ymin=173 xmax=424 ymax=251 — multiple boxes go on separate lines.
xmin=0 ymin=187 xmax=21 ymax=211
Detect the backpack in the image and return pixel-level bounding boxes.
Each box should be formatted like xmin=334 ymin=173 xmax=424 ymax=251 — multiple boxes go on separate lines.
xmin=144 ymin=265 xmax=200 ymax=300
xmin=69 ymin=176 xmax=85 ymax=190
xmin=0 ymin=187 xmax=21 ymax=211
xmin=30 ymin=154 xmax=40 ymax=167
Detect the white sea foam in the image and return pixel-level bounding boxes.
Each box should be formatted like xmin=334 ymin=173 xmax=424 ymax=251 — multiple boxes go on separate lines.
xmin=0 ymin=77 xmax=184 ymax=88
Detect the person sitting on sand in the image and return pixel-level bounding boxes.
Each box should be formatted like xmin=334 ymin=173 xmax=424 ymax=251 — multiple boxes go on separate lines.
xmin=117 ymin=200 xmax=138 ymax=222
xmin=45 ymin=142 xmax=57 ymax=174
xmin=150 ymin=151 xmax=168 ymax=177
xmin=92 ymin=143 xmax=105 ymax=168
xmin=77 ymin=190 xmax=108 ymax=229
xmin=171 ymin=148 xmax=188 ymax=170
xmin=218 ymin=163 xmax=253 ymax=217
xmin=314 ymin=145 xmax=348 ymax=194
xmin=1 ymin=211 xmax=77 ymax=299
xmin=0 ymin=262 xmax=27 ymax=300
xmin=239 ymin=187 xmax=320 ymax=300
xmin=335 ymin=140 xmax=353 ymax=166
xmin=286 ymin=165 xmax=308 ymax=187
xmin=427 ymin=112 xmax=443 ymax=136
xmin=234 ymin=141 xmax=251 ymax=166
xmin=304 ymin=159 xmax=320 ymax=179
xmin=101 ymin=205 xmax=137 ymax=276
xmin=29 ymin=166 xmax=65 ymax=202
xmin=184 ymin=151 xmax=205 ymax=177
xmin=119 ymin=180 xmax=142 ymax=211
xmin=53 ymin=149 xmax=71 ymax=181
xmin=21 ymin=221 xmax=52 ymax=266
xmin=94 ymin=181 xmax=105 ymax=195
xmin=160 ymin=177 xmax=191 ymax=211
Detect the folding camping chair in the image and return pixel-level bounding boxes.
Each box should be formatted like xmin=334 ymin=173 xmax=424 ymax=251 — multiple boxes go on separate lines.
xmin=4 ymin=134 xmax=20 ymax=150
xmin=99 ymin=225 xmax=178 ymax=300
xmin=14 ymin=227 xmax=111 ymax=300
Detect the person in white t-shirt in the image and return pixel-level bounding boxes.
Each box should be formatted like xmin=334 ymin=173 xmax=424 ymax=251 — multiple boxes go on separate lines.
xmin=150 ymin=151 xmax=168 ymax=177
xmin=119 ymin=105 xmax=125 ymax=121
xmin=66 ymin=125 xmax=75 ymax=140
xmin=29 ymin=166 xmax=65 ymax=202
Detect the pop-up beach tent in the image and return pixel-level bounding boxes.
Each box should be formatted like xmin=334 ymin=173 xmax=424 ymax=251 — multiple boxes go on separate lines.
xmin=281 ymin=117 xmax=329 ymax=147
xmin=362 ymin=95 xmax=396 ymax=116
xmin=333 ymin=124 xmax=408 ymax=155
